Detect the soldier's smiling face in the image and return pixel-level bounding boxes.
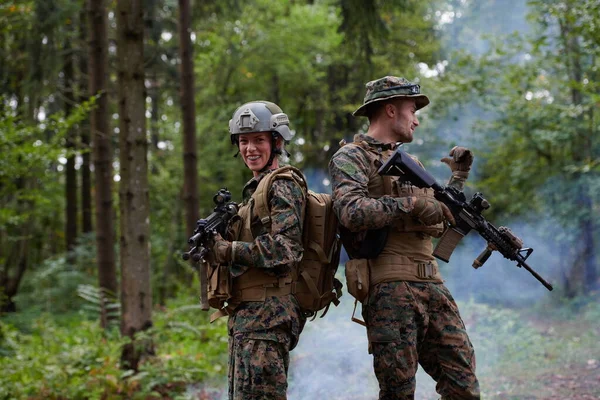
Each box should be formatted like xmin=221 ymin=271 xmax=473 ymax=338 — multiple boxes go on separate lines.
xmin=390 ymin=98 xmax=419 ymax=143
xmin=238 ymin=132 xmax=280 ymax=176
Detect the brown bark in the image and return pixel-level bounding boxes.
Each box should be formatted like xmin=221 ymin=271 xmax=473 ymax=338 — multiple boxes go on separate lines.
xmin=1 ymin=175 xmax=31 ymax=313
xmin=0 ymin=236 xmax=29 ymax=313
xmin=178 ymin=0 xmax=199 ymax=237
xmin=79 ymin=7 xmax=93 ymax=234
xmin=88 ymin=0 xmax=118 ymax=307
xmin=64 ymin=26 xmax=78 ymax=257
xmin=116 ymin=0 xmax=153 ymax=371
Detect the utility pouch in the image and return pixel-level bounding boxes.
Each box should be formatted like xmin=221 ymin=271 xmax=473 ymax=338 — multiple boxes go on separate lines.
xmin=339 ymin=226 xmax=389 ymax=260
xmin=345 ymin=258 xmax=370 ymax=303
xmin=207 ymin=263 xmax=231 ymax=310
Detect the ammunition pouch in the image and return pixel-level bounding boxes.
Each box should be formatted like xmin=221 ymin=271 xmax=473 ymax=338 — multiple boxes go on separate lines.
xmin=345 ymin=258 xmax=370 ymax=303
xmin=230 ymin=269 xmax=295 ymax=303
xmin=207 ymin=263 xmax=232 ymax=310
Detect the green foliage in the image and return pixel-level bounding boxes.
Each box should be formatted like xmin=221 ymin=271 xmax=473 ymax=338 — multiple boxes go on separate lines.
xmin=77 ymin=284 xmax=121 ymax=328
xmin=0 ymin=99 xmax=94 ymax=270
xmin=13 ymin=239 xmax=97 ymax=315
xmin=0 ymin=292 xmax=228 ymax=399
xmin=424 ymin=0 xmax=599 ymax=297
xmin=433 ymin=1 xmax=599 ymax=221
xmin=0 ymin=315 xmax=126 ymax=399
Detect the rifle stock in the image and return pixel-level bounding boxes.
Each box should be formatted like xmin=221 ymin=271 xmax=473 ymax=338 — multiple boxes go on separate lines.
xmin=378 ymin=148 xmax=553 ymax=291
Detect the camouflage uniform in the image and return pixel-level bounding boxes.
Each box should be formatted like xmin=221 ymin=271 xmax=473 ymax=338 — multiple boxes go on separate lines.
xmin=227 ymin=170 xmax=307 ymax=400
xmin=330 ymin=131 xmax=480 ymax=399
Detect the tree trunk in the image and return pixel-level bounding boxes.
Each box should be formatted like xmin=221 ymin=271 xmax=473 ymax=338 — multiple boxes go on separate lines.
xmin=79 ymin=7 xmax=93 ymax=234
xmin=88 ymin=0 xmax=118 ymax=314
xmin=117 ymin=0 xmax=153 ymax=371
xmin=559 ymin=11 xmax=598 ymax=296
xmin=64 ymin=25 xmax=78 ymax=259
xmin=1 ymin=175 xmax=31 ymax=313
xmin=178 ymin=0 xmax=199 ymax=237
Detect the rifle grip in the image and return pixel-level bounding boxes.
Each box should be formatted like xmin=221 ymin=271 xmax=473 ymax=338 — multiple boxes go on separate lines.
xmin=473 ymin=246 xmax=493 ymax=269
xmin=433 ymin=228 xmax=465 ymax=262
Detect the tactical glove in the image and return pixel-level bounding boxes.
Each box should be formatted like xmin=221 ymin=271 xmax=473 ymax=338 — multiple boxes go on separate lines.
xmin=208 ymin=233 xmax=232 ymax=264
xmin=409 ymin=197 xmax=455 ymax=226
xmin=440 ymin=146 xmax=473 ymax=179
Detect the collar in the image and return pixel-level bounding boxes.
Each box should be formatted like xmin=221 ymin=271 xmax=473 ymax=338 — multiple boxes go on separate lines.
xmin=352 ymin=133 xmax=401 ymax=151
xmin=241 ymin=169 xmax=277 ymax=200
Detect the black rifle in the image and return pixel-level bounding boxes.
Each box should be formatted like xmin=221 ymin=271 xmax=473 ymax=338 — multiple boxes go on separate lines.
xmin=182 ymin=189 xmax=239 ymax=309
xmin=378 ymin=149 xmax=553 ymax=291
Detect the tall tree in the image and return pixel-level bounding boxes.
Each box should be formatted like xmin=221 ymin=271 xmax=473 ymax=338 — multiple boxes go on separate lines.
xmin=88 ymin=0 xmax=118 ymax=313
xmin=79 ymin=6 xmax=93 ymax=234
xmin=177 ymin=0 xmax=199 ymax=237
xmin=437 ymin=0 xmax=599 ymax=296
xmin=116 ymin=0 xmax=153 ymax=370
xmin=550 ymin=0 xmax=598 ymax=294
xmin=64 ymin=15 xmax=78 ymax=257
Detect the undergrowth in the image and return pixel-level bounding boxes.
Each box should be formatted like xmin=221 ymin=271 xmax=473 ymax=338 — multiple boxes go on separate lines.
xmin=0 ymin=293 xmax=228 ymax=400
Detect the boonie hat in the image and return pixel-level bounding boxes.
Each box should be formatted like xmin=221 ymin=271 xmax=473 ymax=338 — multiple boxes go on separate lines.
xmin=353 ymin=76 xmax=430 ymax=117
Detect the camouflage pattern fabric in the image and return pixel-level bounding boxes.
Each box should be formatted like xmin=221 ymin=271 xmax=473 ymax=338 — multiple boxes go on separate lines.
xmin=228 ymin=329 xmax=291 ymax=400
xmin=227 ymin=170 xmax=307 ymax=400
xmin=328 ymin=134 xmax=412 ymax=232
xmin=364 ymin=282 xmax=480 ymax=400
xmin=230 ymin=173 xmax=306 ymax=278
xmin=329 ymin=135 xmax=480 ymax=399
xmin=353 ymin=76 xmax=430 ymax=117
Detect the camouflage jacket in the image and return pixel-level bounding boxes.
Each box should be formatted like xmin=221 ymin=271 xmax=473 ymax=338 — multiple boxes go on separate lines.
xmin=228 ymin=169 xmax=306 ymax=346
xmin=328 ymin=134 xmax=412 ymax=233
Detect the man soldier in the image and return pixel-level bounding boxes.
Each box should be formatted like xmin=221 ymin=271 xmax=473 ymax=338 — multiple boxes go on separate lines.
xmin=329 ymin=76 xmax=480 ymax=399
xmin=208 ymin=101 xmax=307 ymax=400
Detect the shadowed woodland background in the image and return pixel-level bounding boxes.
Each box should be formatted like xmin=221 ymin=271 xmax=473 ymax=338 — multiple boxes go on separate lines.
xmin=1 ymin=0 xmax=599 ymax=399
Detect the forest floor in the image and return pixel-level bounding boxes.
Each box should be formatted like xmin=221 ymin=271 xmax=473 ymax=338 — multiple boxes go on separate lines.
xmin=485 ymin=357 xmax=600 ymax=400
xmin=472 ymin=313 xmax=600 ymax=400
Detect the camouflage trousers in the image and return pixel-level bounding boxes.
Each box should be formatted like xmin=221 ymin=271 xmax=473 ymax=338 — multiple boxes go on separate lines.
xmin=363 ymin=281 xmax=480 ymax=400
xmin=228 ymin=329 xmax=292 ymax=400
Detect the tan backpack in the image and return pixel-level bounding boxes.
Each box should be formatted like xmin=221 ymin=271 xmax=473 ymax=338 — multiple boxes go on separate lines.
xmin=253 ymin=166 xmax=343 ymax=318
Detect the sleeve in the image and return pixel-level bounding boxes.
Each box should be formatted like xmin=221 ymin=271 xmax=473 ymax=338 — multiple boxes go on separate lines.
xmin=328 ymin=147 xmax=411 ymax=232
xmin=230 ymin=178 xmax=305 ymax=277
xmin=447 ymin=173 xmax=467 ymax=191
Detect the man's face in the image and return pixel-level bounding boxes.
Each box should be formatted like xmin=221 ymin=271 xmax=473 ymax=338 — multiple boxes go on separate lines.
xmin=390 ymin=98 xmax=419 ymax=143
xmin=238 ymin=132 xmax=278 ymax=176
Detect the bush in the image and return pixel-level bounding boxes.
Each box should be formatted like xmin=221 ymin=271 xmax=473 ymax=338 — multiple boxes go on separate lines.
xmin=0 ymin=292 xmax=228 ymax=399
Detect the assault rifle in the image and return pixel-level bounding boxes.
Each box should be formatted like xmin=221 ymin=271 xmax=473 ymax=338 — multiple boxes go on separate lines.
xmin=182 ymin=188 xmax=239 ymax=309
xmin=378 ymin=149 xmax=553 ymax=291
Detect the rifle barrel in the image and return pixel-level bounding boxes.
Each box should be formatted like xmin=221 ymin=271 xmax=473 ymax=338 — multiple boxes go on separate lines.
xmin=519 ymin=258 xmax=553 ymax=291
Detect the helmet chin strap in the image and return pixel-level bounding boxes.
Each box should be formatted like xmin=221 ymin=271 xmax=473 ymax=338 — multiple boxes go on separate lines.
xmin=259 ymin=135 xmax=280 ymax=173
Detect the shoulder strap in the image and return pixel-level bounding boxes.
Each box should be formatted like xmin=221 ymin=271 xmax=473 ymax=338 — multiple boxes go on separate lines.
xmin=253 ymin=166 xmax=307 ymax=228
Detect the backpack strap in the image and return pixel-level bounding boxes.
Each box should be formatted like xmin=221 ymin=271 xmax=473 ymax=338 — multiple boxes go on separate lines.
xmin=253 ymin=166 xmax=308 ymax=230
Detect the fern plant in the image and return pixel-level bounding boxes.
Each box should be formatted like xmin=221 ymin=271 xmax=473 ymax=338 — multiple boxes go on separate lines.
xmin=77 ymin=284 xmax=121 ymax=329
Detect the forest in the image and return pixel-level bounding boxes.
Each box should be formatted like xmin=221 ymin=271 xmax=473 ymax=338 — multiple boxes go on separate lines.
xmin=1 ymin=0 xmax=599 ymax=399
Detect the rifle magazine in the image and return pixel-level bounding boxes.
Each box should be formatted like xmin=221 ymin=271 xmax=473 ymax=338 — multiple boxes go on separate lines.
xmin=433 ymin=228 xmax=465 ymax=262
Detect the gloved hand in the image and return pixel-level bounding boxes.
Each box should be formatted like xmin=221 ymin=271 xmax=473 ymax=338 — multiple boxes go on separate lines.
xmin=409 ymin=197 xmax=455 ymax=226
xmin=207 ymin=233 xmax=232 ymax=264
xmin=441 ymin=146 xmax=473 ymax=178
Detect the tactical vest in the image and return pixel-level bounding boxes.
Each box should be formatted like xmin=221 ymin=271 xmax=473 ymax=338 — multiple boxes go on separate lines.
xmin=227 ymin=170 xmax=305 ymax=306
xmin=345 ymin=141 xmax=445 ymax=284
xmin=208 ymin=166 xmax=342 ymax=320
